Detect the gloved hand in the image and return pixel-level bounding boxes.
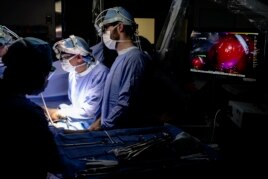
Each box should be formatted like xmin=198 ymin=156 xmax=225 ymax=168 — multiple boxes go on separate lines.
xmin=43 ymin=107 xmax=66 ymax=122
xmin=88 ymin=118 xmax=101 ymax=131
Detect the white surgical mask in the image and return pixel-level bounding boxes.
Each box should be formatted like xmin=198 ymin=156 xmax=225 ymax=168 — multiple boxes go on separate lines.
xmin=61 ymin=55 xmax=85 ymax=73
xmin=60 ymin=55 xmax=79 ymax=73
xmin=103 ymin=31 xmax=117 ymax=50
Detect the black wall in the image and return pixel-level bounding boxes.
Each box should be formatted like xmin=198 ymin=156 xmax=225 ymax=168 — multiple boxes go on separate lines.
xmin=104 ymin=0 xmax=172 ymax=45
xmin=61 ymin=0 xmax=172 ymax=45
xmin=62 ymin=0 xmax=96 ymax=45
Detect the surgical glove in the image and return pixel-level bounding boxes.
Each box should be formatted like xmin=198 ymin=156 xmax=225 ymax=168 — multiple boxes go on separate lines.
xmin=88 ymin=118 xmax=101 ymax=131
xmin=46 ymin=108 xmax=66 ymax=122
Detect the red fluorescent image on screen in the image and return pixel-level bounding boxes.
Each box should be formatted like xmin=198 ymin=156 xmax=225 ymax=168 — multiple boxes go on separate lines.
xmin=189 ymin=31 xmax=259 ymax=80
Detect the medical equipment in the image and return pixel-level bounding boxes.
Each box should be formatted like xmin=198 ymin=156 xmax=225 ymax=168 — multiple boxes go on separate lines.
xmin=104 ymin=130 xmax=115 ymax=143
xmin=41 ymin=93 xmax=54 ymax=125
xmin=63 ymin=141 xmax=106 ymax=147
xmin=41 ymin=70 xmax=56 ymax=125
xmin=109 ymin=132 xmax=171 ymax=161
xmin=76 ymin=159 xmax=119 ymax=177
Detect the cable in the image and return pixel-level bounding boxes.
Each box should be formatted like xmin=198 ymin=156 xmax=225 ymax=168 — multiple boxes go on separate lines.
xmin=41 ymin=93 xmax=54 ymax=125
xmin=210 ymin=109 xmax=221 ymax=143
xmin=40 ymin=71 xmax=56 ymax=125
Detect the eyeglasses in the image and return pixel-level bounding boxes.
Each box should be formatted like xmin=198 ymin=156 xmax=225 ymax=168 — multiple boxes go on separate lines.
xmin=59 ymin=53 xmax=75 ymax=61
xmin=103 ymin=22 xmax=119 ymax=32
xmin=53 ymin=35 xmax=90 ymax=58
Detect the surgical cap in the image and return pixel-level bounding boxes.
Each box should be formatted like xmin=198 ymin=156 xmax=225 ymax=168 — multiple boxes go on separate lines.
xmin=102 ymin=7 xmax=135 ymax=26
xmin=0 ymin=29 xmax=12 ymax=46
xmin=0 ymin=35 xmax=11 ymax=47
xmin=0 ymin=25 xmax=19 ymax=46
xmin=2 ymin=37 xmax=55 ymax=72
xmin=53 ymin=35 xmax=93 ymax=63
xmin=95 ymin=6 xmax=136 ymax=36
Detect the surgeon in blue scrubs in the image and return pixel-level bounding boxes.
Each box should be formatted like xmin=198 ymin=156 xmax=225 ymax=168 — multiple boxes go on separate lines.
xmin=46 ymin=35 xmax=109 ymax=130
xmin=89 ymin=6 xmax=154 ymax=130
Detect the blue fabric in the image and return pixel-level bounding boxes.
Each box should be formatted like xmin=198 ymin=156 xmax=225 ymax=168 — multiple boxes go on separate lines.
xmin=101 ymin=47 xmax=152 ymax=129
xmin=51 ymin=124 xmax=183 ymax=178
xmin=90 ymin=42 xmax=105 ymax=63
xmin=90 ymin=41 xmax=117 ymax=69
xmin=51 ymin=124 xmax=219 ymax=178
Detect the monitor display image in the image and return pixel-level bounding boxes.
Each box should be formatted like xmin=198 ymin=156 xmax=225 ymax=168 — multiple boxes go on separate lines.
xmin=189 ymin=30 xmax=261 ymax=80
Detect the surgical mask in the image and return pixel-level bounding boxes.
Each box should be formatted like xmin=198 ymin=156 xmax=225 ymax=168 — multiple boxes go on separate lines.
xmin=61 ymin=55 xmax=77 ymax=73
xmin=103 ymin=31 xmax=117 ymax=50
xmin=61 ymin=55 xmax=87 ymax=73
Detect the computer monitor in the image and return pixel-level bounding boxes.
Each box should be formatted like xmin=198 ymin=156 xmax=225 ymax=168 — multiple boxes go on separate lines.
xmin=189 ymin=30 xmax=263 ymax=81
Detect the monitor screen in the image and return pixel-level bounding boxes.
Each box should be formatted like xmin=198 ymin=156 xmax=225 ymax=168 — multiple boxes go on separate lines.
xmin=189 ymin=30 xmax=261 ymax=81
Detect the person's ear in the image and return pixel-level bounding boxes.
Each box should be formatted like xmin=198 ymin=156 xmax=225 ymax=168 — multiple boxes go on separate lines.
xmin=117 ymin=23 xmax=124 ymax=32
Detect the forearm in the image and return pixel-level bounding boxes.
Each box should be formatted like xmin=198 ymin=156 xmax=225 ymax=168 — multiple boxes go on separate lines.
xmin=88 ymin=118 xmax=101 ymax=131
